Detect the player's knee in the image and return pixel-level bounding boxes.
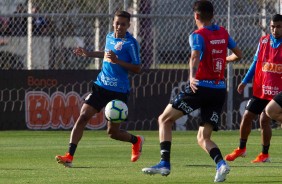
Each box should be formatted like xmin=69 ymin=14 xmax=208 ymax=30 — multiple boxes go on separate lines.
xmin=242 ymin=111 xmax=255 ymax=123
xmin=107 ymin=127 xmax=119 ymax=140
xmin=158 ymin=114 xmax=173 ymax=126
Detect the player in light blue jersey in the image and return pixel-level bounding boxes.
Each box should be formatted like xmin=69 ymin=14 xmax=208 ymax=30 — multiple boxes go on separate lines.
xmin=56 ymin=10 xmax=144 ymax=167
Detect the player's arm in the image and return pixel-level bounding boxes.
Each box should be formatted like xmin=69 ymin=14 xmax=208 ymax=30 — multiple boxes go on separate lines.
xmin=73 ymin=47 xmax=104 ymax=58
xmin=188 ymin=33 xmax=202 ymax=93
xmin=106 ymin=50 xmax=141 ymax=74
xmin=226 ymin=36 xmax=243 ymax=63
xmin=237 ymin=43 xmax=259 ymax=94
xmin=189 ymin=50 xmax=201 ymax=93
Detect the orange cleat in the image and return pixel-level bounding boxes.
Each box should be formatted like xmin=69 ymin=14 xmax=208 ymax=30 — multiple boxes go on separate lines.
xmin=55 ymin=153 xmax=73 ymax=167
xmin=131 ymin=135 xmax=144 ymax=162
xmin=225 ymin=147 xmax=247 ymax=161
xmin=251 ymin=153 xmax=270 ymax=163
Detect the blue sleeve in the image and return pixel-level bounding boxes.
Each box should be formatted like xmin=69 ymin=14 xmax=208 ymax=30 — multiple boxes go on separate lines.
xmin=189 ymin=33 xmax=204 ymax=51
xmin=241 ymin=44 xmax=260 ymax=84
xmin=228 ymin=36 xmax=236 ymax=49
xmin=128 ymin=39 xmax=141 ymax=65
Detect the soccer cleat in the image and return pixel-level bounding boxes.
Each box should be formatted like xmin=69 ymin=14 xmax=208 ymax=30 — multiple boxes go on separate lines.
xmin=142 ymin=160 xmax=171 ymax=176
xmin=225 ymin=147 xmax=246 ymax=161
xmin=131 ymin=135 xmax=144 ymax=162
xmin=251 ymin=153 xmax=270 ymax=163
xmin=214 ymin=160 xmax=230 ymax=182
xmin=55 ymin=153 xmax=73 ymax=167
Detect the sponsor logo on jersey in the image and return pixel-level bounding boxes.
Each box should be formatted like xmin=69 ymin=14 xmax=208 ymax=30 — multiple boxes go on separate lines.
xmin=261 ymin=38 xmax=268 ymax=44
xmin=210 ymin=39 xmax=226 ymax=45
xmin=114 ymin=41 xmax=123 ymax=50
xmin=262 ymin=62 xmax=282 ymax=73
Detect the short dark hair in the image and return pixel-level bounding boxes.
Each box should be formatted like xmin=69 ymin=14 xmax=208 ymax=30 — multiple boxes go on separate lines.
xmin=193 ymin=0 xmax=214 ymax=21
xmin=272 ymin=14 xmax=282 ymax=22
xmin=114 ymin=10 xmax=131 ymax=21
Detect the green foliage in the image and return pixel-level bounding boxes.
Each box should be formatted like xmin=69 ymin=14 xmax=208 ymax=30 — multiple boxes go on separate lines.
xmin=1 ymin=130 xmax=282 ymax=183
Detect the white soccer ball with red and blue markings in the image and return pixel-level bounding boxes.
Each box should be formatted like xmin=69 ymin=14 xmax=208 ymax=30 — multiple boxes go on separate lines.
xmin=105 ymin=100 xmax=128 ymax=123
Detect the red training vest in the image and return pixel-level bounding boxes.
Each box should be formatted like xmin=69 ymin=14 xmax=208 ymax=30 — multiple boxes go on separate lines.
xmin=194 ymin=27 xmax=229 ymax=81
xmin=253 ymin=34 xmax=282 ymax=100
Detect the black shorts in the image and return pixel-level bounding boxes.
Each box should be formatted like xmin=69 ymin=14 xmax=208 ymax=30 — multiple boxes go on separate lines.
xmin=84 ymin=83 xmax=129 ymax=112
xmin=170 ymin=84 xmax=226 ymax=131
xmin=245 ymin=96 xmax=270 ymax=114
xmin=273 ymin=92 xmax=282 ymax=108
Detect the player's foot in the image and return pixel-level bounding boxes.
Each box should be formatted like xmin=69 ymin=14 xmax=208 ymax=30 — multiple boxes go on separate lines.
xmin=225 ymin=147 xmax=246 ymax=161
xmin=214 ymin=160 xmax=230 ymax=182
xmin=131 ymin=135 xmax=144 ymax=162
xmin=251 ymin=153 xmax=270 ymax=163
xmin=142 ymin=160 xmax=171 ymax=176
xmin=55 ymin=153 xmax=73 ymax=167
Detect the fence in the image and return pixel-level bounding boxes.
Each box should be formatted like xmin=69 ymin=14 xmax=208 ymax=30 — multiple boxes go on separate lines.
xmin=0 ymin=0 xmax=281 ymax=130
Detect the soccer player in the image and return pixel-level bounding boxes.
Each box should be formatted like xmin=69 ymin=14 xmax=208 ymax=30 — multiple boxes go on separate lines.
xmin=55 ymin=10 xmax=144 ymax=167
xmin=266 ymin=92 xmax=282 ymax=123
xmin=142 ymin=0 xmax=242 ymax=182
xmin=225 ymin=14 xmax=282 ymax=163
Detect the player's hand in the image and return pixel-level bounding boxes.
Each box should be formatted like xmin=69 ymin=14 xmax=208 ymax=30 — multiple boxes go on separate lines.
xmin=73 ymin=47 xmax=88 ymax=57
xmin=189 ymin=77 xmax=199 ymax=93
xmin=237 ymin=83 xmax=246 ymax=94
xmin=106 ymin=50 xmax=118 ymax=63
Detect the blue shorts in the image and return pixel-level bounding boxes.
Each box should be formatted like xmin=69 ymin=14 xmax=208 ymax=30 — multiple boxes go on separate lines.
xmin=84 ymin=83 xmax=129 ymax=112
xmin=170 ymin=84 xmax=226 ymax=131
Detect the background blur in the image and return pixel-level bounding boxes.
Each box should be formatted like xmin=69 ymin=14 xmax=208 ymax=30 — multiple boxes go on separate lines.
xmin=1 ymin=0 xmax=281 ymax=130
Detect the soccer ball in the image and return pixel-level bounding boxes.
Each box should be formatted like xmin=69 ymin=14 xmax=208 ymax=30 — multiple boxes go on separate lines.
xmin=105 ymin=100 xmax=128 ymax=123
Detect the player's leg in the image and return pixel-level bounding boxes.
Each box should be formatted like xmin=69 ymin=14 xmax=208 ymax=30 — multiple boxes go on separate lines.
xmin=225 ymin=97 xmax=268 ymax=161
xmin=266 ymin=92 xmax=282 ymax=122
xmin=251 ymin=111 xmax=271 ymax=163
xmin=55 ymin=103 xmax=97 ymax=167
xmin=142 ymin=104 xmax=183 ymax=176
xmin=225 ymin=110 xmax=255 ymax=161
xmin=107 ymin=120 xmax=144 ymax=162
xmin=197 ymin=123 xmax=230 ymax=182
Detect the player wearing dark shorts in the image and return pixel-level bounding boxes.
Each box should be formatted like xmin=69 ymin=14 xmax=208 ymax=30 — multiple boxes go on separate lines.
xmin=85 ymin=83 xmax=129 ymax=112
xmin=266 ymin=92 xmax=282 ymax=123
xmin=142 ymin=1 xmax=242 ymax=182
xmin=55 ymin=10 xmax=144 ymax=168
xmin=171 ymin=84 xmax=226 ymax=131
xmin=225 ymin=14 xmax=282 ymax=163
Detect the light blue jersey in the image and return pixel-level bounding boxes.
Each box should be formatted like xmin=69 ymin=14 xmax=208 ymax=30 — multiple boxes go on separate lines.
xmin=95 ymin=32 xmax=141 ymax=93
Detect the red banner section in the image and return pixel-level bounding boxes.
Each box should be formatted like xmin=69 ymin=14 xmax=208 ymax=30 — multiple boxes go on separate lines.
xmin=25 ymin=91 xmax=106 ymax=130
xmin=0 ymin=70 xmax=248 ymax=130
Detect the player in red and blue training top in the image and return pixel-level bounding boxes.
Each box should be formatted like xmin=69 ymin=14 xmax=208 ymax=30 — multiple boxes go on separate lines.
xmin=142 ymin=1 xmax=242 ymax=182
xmin=225 ymin=14 xmax=282 ymax=163
xmin=55 ymin=10 xmax=144 ymax=167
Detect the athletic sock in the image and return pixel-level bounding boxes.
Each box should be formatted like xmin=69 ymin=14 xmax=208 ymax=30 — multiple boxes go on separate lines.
xmin=160 ymin=141 xmax=171 ymax=162
xmin=209 ymin=147 xmax=223 ymax=164
xmin=262 ymin=144 xmax=270 ymax=154
xmin=130 ymin=135 xmax=138 ymax=144
xmin=239 ymin=139 xmax=247 ymax=149
xmin=68 ymin=143 xmax=77 ymax=156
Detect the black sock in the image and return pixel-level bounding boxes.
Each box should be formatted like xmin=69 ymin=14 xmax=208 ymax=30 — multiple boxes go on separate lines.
xmin=262 ymin=144 xmax=270 ymax=154
xmin=160 ymin=141 xmax=171 ymax=162
xmin=209 ymin=148 xmax=223 ymax=164
xmin=239 ymin=139 xmax=247 ymax=149
xmin=130 ymin=135 xmax=138 ymax=144
xmin=68 ymin=143 xmax=77 ymax=156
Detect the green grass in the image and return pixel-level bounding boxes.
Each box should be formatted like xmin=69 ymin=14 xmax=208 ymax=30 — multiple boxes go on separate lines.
xmin=1 ymin=130 xmax=282 ymax=183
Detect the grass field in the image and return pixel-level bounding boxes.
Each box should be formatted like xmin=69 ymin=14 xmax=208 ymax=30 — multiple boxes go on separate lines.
xmin=1 ymin=130 xmax=282 ymax=184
